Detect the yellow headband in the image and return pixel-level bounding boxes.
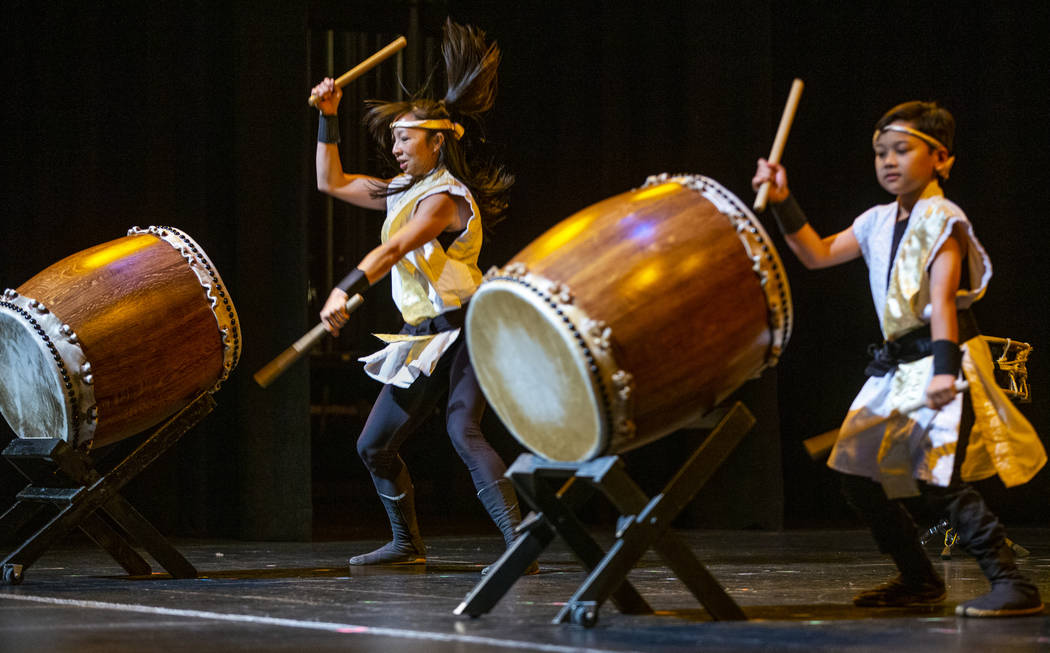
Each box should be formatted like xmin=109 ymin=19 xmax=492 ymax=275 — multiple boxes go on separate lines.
xmin=391 ymin=118 xmax=465 ymax=140
xmin=872 ymin=123 xmax=948 ymax=151
xmin=873 ymin=124 xmax=956 ymax=180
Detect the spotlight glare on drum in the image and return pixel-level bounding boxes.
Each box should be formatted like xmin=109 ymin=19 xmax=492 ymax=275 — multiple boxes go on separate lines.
xmin=627 ymin=220 xmax=657 ymax=244
xmin=80 ymin=237 xmax=154 ymax=271
xmin=529 ymin=211 xmax=598 ymax=258
xmin=627 ymin=261 xmax=663 ymax=292
xmin=631 ymin=182 xmax=679 ymax=202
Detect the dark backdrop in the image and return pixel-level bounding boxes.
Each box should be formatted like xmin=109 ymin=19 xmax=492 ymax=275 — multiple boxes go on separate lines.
xmin=2 ymin=1 xmax=1047 ymax=540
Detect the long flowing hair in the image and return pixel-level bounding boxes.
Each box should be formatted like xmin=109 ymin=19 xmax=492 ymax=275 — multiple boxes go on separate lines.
xmin=365 ymin=20 xmax=513 ymax=225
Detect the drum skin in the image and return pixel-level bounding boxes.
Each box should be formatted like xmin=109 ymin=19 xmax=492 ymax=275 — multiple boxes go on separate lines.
xmin=467 ymin=175 xmax=791 ymax=461
xmin=0 ymin=227 xmax=240 ymax=449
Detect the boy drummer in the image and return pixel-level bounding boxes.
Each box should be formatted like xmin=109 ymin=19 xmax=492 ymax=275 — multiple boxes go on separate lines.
xmin=753 ymin=101 xmax=1045 ymax=617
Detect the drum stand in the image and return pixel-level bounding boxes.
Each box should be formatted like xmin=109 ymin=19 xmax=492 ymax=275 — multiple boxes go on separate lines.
xmin=455 ymin=402 xmax=755 ymax=628
xmin=0 ymin=392 xmax=215 ymax=585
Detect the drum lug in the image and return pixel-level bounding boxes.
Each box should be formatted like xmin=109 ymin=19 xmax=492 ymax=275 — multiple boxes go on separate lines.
xmin=3 ymin=288 xmax=16 ymax=299
xmin=611 ymin=369 xmax=633 ymax=401
xmin=548 ymin=281 xmax=574 ymax=305
xmin=503 ymin=262 xmax=527 ymax=277
xmin=615 ymin=418 xmax=637 ymax=442
xmin=582 ymin=318 xmax=611 ymax=350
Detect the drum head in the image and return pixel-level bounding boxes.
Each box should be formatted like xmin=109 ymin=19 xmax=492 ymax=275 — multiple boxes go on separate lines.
xmin=0 ymin=311 xmax=70 ymax=440
xmin=466 ymin=281 xmax=605 ymax=462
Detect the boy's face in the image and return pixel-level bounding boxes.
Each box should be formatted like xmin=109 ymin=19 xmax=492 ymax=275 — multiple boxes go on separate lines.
xmin=873 ymin=120 xmax=948 ymax=199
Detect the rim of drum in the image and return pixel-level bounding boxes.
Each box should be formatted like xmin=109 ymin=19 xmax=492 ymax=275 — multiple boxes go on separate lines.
xmin=0 ymin=297 xmax=86 ymax=442
xmin=128 ymin=225 xmax=242 ymax=386
xmin=466 ymin=279 xmax=607 ymax=462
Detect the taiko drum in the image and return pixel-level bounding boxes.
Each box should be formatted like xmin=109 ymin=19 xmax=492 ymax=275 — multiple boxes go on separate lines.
xmin=466 ymin=174 xmax=792 ymax=462
xmin=0 ymin=226 xmax=240 ymax=449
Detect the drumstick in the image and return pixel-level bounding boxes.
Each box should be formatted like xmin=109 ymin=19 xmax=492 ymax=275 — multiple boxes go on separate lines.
xmin=308 ymin=36 xmax=408 ymax=107
xmin=754 ymin=78 xmax=804 ymax=212
xmin=802 ymin=380 xmax=969 ymax=460
xmin=253 ymin=294 xmax=364 ymax=388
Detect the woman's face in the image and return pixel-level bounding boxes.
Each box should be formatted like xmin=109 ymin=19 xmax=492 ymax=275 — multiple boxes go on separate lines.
xmin=392 ymin=117 xmax=442 ymax=177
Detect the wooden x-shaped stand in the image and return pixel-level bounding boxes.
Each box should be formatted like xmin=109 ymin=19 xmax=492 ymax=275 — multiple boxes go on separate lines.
xmin=0 ymin=393 xmax=215 ymax=585
xmin=455 ymin=402 xmax=754 ymax=627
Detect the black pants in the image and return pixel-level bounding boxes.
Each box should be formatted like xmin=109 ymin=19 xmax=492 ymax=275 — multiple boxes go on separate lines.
xmin=356 ymin=337 xmax=506 ymax=498
xmin=840 ymin=393 xmax=1008 ymax=568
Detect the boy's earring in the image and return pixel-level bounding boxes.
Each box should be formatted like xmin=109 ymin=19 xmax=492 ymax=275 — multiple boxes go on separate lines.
xmin=936 ymin=153 xmax=956 ymax=180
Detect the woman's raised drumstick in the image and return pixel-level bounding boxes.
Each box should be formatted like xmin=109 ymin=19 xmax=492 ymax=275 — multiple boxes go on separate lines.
xmin=754 ymin=78 xmax=804 ymax=212
xmin=307 ymin=36 xmax=408 ymax=107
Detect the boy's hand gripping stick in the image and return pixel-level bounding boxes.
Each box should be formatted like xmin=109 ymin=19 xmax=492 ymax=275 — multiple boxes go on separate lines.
xmin=803 ymin=379 xmax=970 ymax=460
xmin=754 ymin=78 xmax=804 ymax=212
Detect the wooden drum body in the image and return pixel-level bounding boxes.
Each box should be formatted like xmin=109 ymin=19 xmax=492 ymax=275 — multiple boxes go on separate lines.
xmin=0 ymin=226 xmax=240 ymax=449
xmin=466 ymin=174 xmax=792 ymax=461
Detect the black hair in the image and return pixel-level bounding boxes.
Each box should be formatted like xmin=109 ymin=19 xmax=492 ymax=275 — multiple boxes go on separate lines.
xmin=874 ymin=100 xmax=956 ymax=154
xmin=364 ymin=20 xmax=512 ymax=224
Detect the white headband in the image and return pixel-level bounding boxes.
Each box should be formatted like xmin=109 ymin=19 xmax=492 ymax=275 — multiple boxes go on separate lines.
xmin=391 ymin=118 xmax=465 ymax=140
xmin=873 ymin=124 xmax=956 ymax=180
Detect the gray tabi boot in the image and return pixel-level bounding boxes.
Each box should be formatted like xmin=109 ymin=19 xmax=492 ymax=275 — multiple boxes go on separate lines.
xmin=348 ymin=484 xmax=426 ymax=566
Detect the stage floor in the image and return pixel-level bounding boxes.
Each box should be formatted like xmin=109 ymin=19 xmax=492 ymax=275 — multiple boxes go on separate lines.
xmin=1 ymin=529 xmax=1047 ymax=652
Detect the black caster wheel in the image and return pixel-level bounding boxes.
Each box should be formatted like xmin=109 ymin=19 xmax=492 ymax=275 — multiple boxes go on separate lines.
xmin=571 ymin=603 xmax=598 ymax=628
xmin=3 ymin=564 xmax=24 ymax=585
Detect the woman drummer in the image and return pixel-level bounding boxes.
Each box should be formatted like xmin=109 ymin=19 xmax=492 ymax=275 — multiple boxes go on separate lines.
xmin=311 ymin=20 xmax=535 ymax=572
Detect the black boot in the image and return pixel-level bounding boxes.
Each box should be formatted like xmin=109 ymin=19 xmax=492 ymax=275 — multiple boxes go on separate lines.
xmin=956 ymin=543 xmax=1044 ymax=617
xmin=932 ymin=479 xmax=1044 ymax=617
xmin=841 ymin=474 xmax=945 ymax=607
xmin=477 ymin=478 xmax=538 ymax=575
xmin=348 ymin=484 xmax=426 ymax=566
xmin=853 ymin=544 xmax=946 ymax=607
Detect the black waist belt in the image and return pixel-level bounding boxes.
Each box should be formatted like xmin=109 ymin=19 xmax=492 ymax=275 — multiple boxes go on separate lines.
xmin=400 ymin=306 xmax=466 ymax=337
xmin=865 ymin=309 xmax=979 ymax=377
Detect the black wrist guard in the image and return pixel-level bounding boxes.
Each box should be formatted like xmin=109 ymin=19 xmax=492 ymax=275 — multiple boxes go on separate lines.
xmin=318 ymin=114 xmax=340 ymax=144
xmin=335 ymin=268 xmax=369 ymax=296
xmin=931 ymin=339 xmax=962 ymax=376
xmin=769 ymin=193 xmax=808 ymax=235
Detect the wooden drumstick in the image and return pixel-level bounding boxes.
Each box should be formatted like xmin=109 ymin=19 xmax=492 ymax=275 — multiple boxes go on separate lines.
xmin=754 ymin=78 xmax=804 ymax=212
xmin=308 ymin=36 xmax=407 ymax=107
xmin=254 ymin=294 xmax=364 ymax=388
xmin=802 ymin=379 xmax=969 ymax=460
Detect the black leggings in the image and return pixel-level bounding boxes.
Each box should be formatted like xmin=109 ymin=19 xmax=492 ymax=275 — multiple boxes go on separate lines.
xmin=356 ymin=338 xmax=507 ymax=497
xmin=840 ymin=393 xmax=1007 ymax=564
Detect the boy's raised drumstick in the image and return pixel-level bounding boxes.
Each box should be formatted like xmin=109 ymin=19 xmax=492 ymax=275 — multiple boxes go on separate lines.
xmin=754 ymin=78 xmax=804 ymax=212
